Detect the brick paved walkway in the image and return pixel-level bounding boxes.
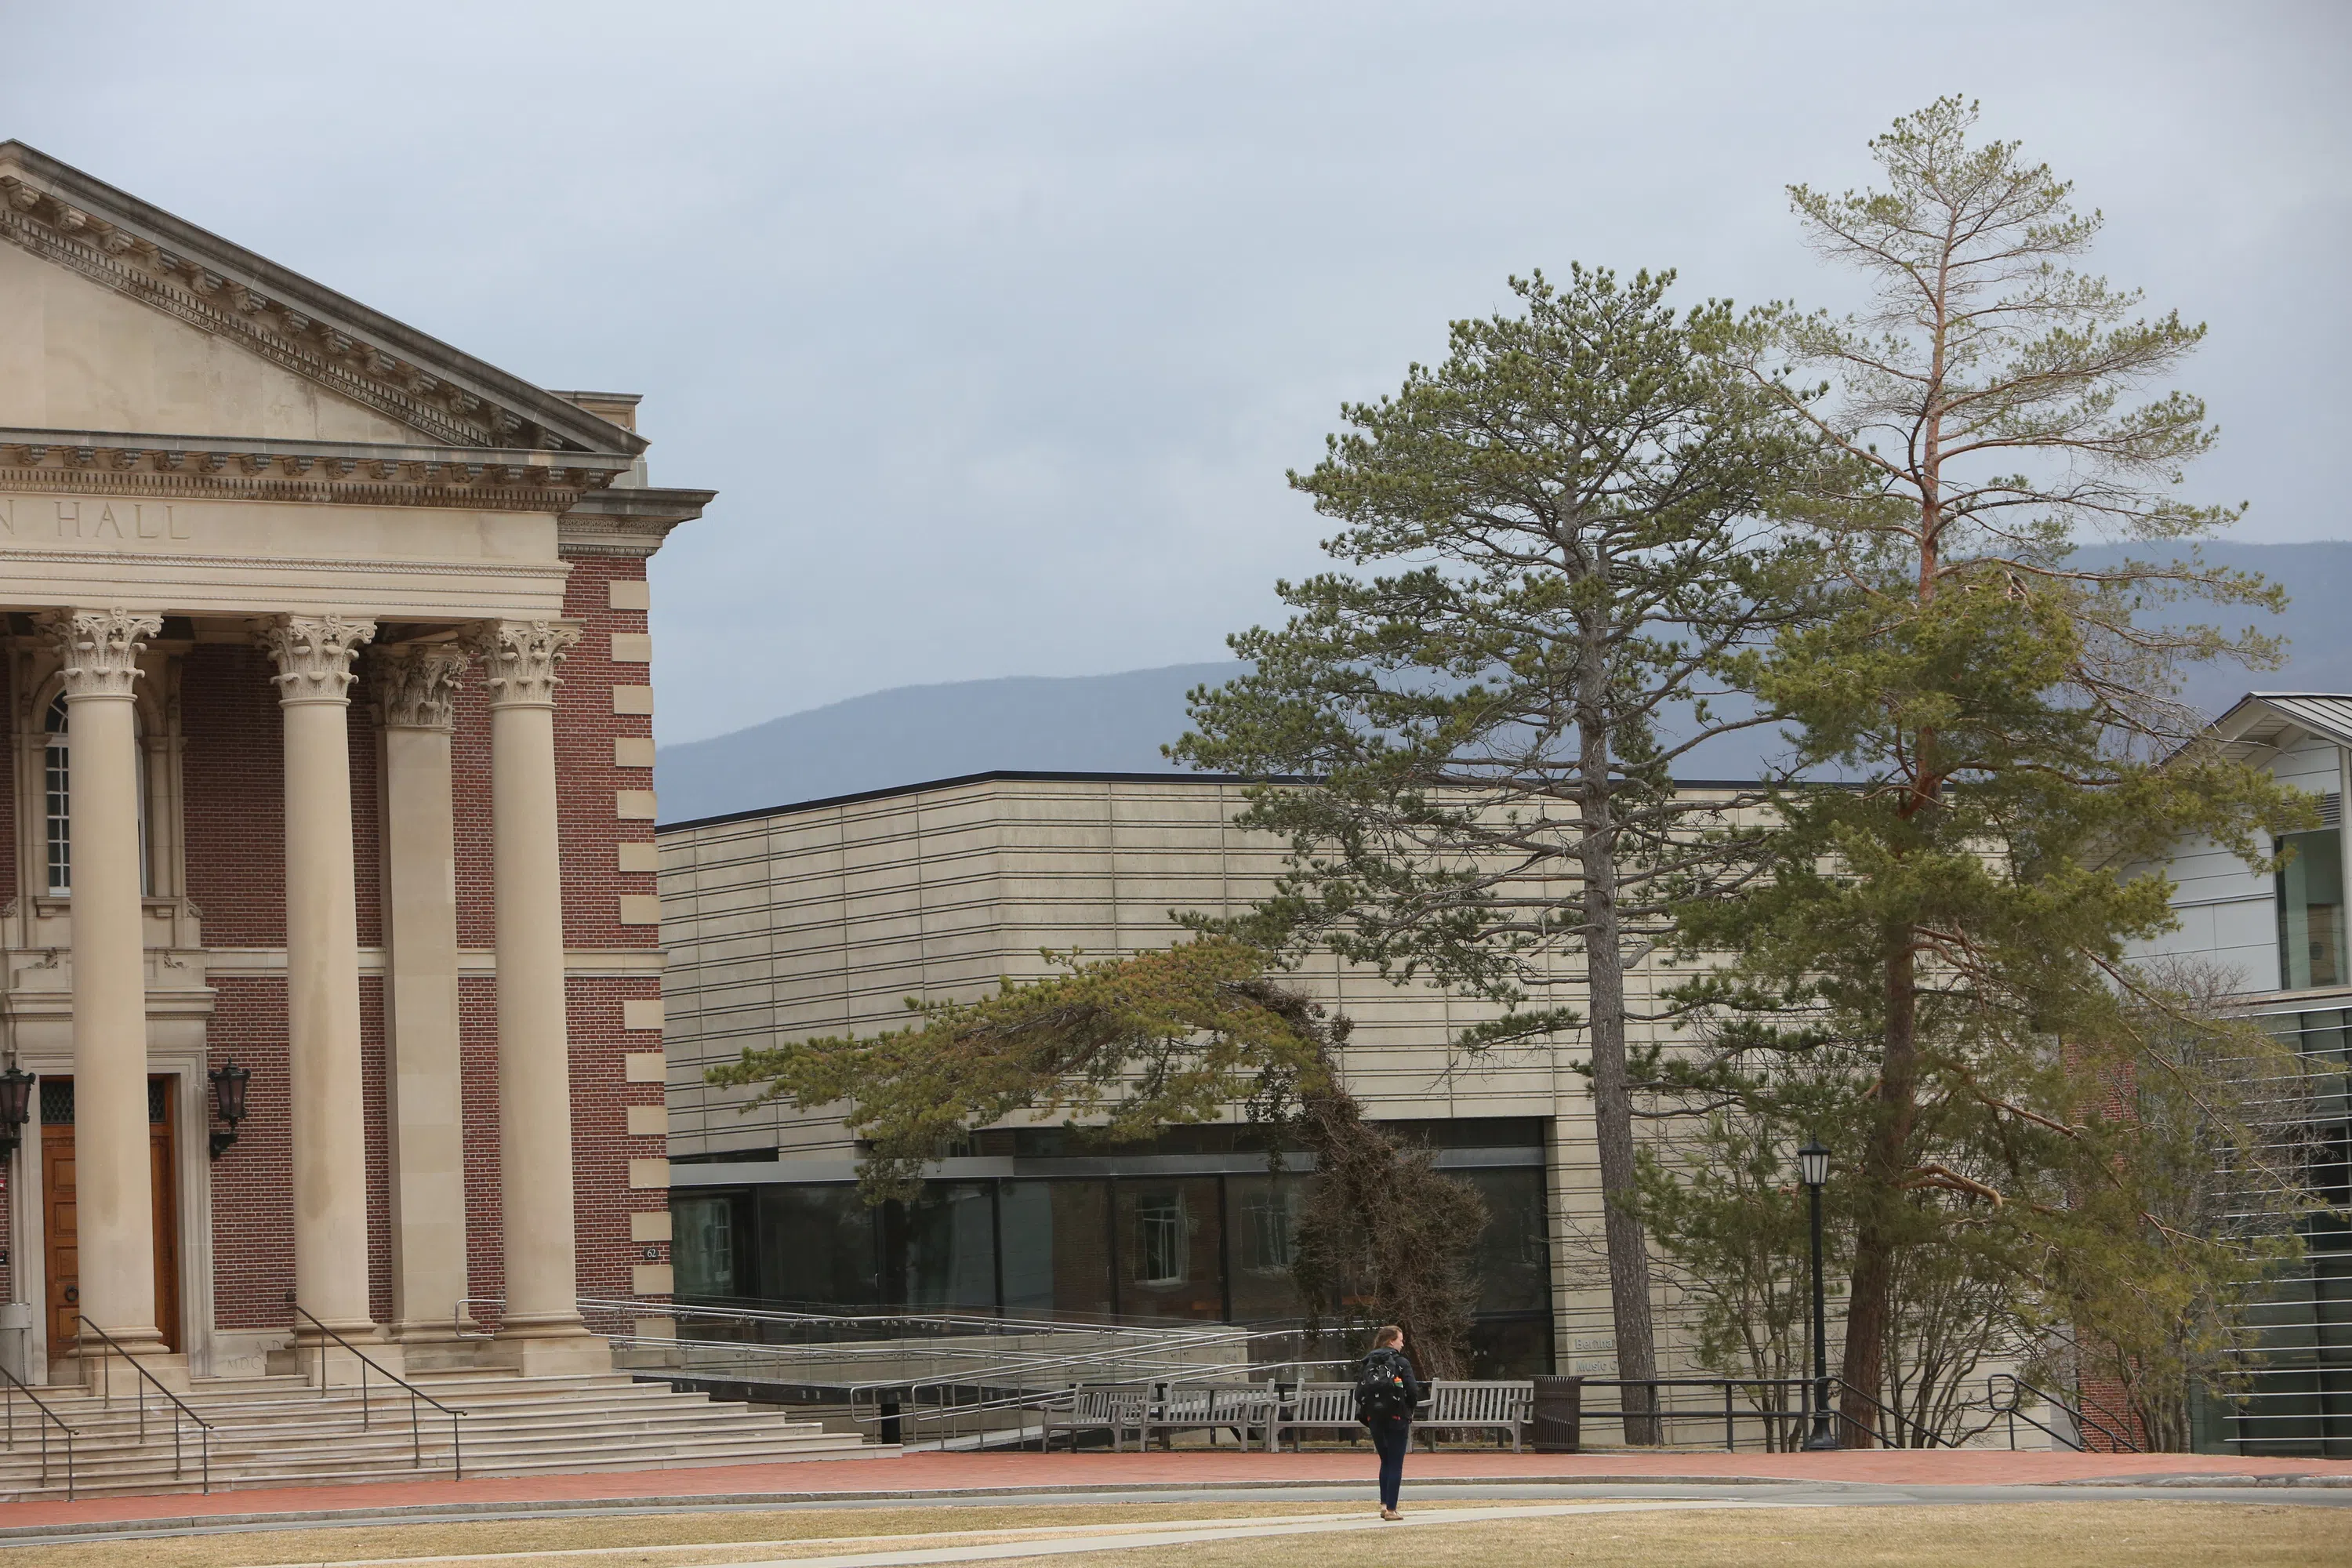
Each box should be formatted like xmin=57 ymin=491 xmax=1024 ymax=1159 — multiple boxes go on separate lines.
xmin=2 ymin=1446 xmax=2347 ymax=1534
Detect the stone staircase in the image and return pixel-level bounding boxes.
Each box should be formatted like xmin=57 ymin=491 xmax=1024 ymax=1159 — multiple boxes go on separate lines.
xmin=0 ymin=1366 xmax=879 ymax=1500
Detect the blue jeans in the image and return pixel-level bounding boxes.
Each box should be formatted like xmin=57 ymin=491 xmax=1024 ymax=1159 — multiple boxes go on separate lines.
xmin=1369 ymin=1415 xmax=1411 ymax=1509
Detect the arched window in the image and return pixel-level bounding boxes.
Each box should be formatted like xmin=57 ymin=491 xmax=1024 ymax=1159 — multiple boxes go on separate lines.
xmin=44 ymin=694 xmax=150 ymax=898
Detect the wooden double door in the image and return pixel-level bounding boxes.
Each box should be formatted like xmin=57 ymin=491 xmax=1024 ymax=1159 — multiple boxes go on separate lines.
xmin=39 ymin=1076 xmax=181 ymax=1354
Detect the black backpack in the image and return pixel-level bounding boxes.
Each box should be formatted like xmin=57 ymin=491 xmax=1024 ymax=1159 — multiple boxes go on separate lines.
xmin=1355 ymin=1350 xmax=1414 ymax=1420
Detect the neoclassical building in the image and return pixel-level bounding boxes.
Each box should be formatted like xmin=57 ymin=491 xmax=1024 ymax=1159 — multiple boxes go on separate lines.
xmin=0 ymin=140 xmax=697 ymax=1389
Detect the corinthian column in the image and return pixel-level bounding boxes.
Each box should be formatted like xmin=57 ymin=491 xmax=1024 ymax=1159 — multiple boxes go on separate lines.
xmin=254 ymin=614 xmax=382 ymax=1359
xmin=42 ymin=609 xmax=167 ymax=1382
xmin=374 ymin=644 xmax=473 ymax=1345
xmin=464 ymin=619 xmax=605 ymax=1374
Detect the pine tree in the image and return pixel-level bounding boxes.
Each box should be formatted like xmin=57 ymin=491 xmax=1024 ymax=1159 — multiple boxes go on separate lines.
xmin=1175 ymin=267 xmax=1831 ymax=1436
xmin=1683 ymin=98 xmax=2303 ymax=1445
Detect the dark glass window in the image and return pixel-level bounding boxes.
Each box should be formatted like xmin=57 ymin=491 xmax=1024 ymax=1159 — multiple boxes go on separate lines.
xmin=999 ymin=1180 xmax=1113 ymax=1320
xmin=2278 ymin=828 xmax=2347 ymax=990
xmin=753 ymin=1185 xmax=880 ymax=1309
xmin=1115 ymin=1177 xmax=1223 ymax=1319
xmin=1226 ymin=1171 xmax=1307 ymax=1321
xmin=1458 ymin=1167 xmax=1552 ymax=1313
xmin=892 ymin=1182 xmax=996 ymax=1311
xmin=671 ymin=1191 xmax=745 ymax=1299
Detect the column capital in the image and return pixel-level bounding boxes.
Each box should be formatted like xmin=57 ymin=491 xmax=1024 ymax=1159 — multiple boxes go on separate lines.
xmin=373 ymin=643 xmax=469 ymax=731
xmin=462 ymin=619 xmax=581 ymax=710
xmin=38 ymin=609 xmax=162 ymax=700
xmin=254 ymin=615 xmax=376 ymax=706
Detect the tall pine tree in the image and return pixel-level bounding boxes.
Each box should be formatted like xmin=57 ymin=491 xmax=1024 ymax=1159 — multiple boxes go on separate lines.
xmin=1684 ymin=98 xmax=2301 ymax=1445
xmin=1177 ymin=267 xmax=1830 ymax=1436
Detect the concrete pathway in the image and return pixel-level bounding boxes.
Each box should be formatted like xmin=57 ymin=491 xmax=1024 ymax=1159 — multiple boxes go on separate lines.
xmin=225 ymin=1502 xmax=1775 ymax=1568
xmin=699 ymin=1502 xmax=1776 ymax=1568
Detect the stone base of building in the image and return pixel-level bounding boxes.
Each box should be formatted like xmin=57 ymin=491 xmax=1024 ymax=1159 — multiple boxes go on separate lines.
xmin=479 ymin=1322 xmax=615 ymax=1377
xmin=55 ymin=1344 xmax=191 ymax=1394
xmin=387 ymin=1323 xmax=503 ymax=1372
xmin=270 ymin=1327 xmax=408 ymax=1386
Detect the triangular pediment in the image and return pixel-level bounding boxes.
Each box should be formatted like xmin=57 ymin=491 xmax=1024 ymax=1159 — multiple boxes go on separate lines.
xmin=0 ymin=141 xmax=643 ymax=458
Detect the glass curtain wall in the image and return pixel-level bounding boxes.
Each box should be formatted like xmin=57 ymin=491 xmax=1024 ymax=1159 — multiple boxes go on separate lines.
xmin=2223 ymin=1007 xmax=2352 ymax=1456
xmin=671 ymin=1162 xmax=1555 ymax=1372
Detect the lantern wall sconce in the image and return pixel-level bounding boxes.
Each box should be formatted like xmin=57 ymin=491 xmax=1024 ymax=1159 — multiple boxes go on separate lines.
xmin=208 ymin=1059 xmax=251 ymax=1160
xmin=0 ymin=1065 xmax=31 ymax=1163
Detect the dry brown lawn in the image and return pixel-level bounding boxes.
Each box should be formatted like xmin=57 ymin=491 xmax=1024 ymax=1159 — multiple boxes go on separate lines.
xmin=0 ymin=1498 xmax=2334 ymax=1568
xmin=999 ymin=1501 xmax=2343 ymax=1568
xmin=0 ymin=1501 xmax=1421 ymax=1568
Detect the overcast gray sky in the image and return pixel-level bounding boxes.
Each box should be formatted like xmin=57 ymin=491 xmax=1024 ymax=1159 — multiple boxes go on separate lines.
xmin=9 ymin=1 xmax=2347 ymax=742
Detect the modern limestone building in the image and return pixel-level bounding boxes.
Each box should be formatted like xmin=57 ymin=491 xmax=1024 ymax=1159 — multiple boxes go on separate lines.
xmin=657 ymin=770 xmax=1737 ymax=1378
xmin=2119 ymin=693 xmax=2352 ymax=1456
xmin=0 ymin=140 xmax=692 ymax=1392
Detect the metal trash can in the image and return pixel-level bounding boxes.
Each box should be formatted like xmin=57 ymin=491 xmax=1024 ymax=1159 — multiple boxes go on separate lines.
xmin=1531 ymin=1374 xmax=1583 ymax=1454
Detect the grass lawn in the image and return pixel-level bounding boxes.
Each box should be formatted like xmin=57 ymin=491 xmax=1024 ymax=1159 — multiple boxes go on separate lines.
xmin=0 ymin=1499 xmax=2336 ymax=1568
xmin=996 ymin=1501 xmax=2343 ymax=1568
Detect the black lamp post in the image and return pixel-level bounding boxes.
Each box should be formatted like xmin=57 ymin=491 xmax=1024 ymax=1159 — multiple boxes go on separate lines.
xmin=0 ymin=1065 xmax=32 ymax=1163
xmin=1797 ymin=1138 xmax=1838 ymax=1450
xmin=208 ymin=1059 xmax=251 ymax=1160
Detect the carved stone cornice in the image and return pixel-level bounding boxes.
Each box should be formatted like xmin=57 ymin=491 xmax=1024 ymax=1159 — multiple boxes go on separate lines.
xmin=38 ymin=608 xmax=162 ymax=700
xmin=254 ymin=615 xmax=377 ymax=706
xmin=0 ymin=143 xmax=647 ymax=461
xmin=462 ymin=620 xmax=581 ymax=710
xmin=0 ymin=429 xmax=630 ymax=514
xmin=373 ymin=643 xmax=470 ymax=731
xmin=557 ymin=486 xmax=715 ymax=560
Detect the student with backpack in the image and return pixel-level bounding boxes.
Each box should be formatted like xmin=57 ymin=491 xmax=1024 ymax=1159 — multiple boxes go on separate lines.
xmin=1354 ymin=1324 xmax=1424 ymax=1520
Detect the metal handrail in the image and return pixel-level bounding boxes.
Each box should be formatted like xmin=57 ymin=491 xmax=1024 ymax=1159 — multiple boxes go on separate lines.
xmin=1986 ymin=1372 xmax=2143 ymax=1454
xmin=1828 ymin=1376 xmax=1953 ymax=1450
xmin=292 ymin=1302 xmax=467 ymax=1479
xmin=75 ymin=1315 xmax=209 ymax=1492
xmin=1573 ymin=1377 xmax=1814 ymax=1453
xmin=0 ymin=1353 xmax=74 ymax=1497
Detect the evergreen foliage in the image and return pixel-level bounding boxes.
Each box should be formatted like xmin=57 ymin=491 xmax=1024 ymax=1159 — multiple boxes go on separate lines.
xmin=1173 ymin=265 xmax=1833 ymax=1432
xmin=705 ymin=936 xmax=1490 ymax=1374
xmin=1669 ymin=97 xmax=2313 ymax=1446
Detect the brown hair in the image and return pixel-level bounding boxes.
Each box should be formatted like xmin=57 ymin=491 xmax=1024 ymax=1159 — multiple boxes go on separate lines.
xmin=1373 ymin=1324 xmax=1403 ymax=1348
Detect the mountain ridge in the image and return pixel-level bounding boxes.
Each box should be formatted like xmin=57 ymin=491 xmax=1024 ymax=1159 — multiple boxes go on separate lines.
xmin=656 ymin=540 xmax=2352 ymax=825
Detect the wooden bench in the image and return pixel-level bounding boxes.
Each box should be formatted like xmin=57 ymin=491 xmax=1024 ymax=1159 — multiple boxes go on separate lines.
xmin=1139 ymin=1383 xmax=1276 ymax=1450
xmin=1040 ymin=1384 xmax=1149 ymax=1452
xmin=1265 ymin=1381 xmax=1366 ymax=1452
xmin=1417 ymin=1379 xmax=1534 ymax=1451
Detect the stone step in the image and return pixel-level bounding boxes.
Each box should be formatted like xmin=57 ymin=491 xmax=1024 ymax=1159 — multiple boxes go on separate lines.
xmin=0 ymin=1366 xmax=882 ymax=1500
xmin=0 ymin=1429 xmax=878 ymax=1500
xmin=0 ymin=1403 xmax=833 ymax=1461
xmin=8 ymin=1388 xmax=811 ymax=1434
xmin=0 ymin=1425 xmax=867 ymax=1496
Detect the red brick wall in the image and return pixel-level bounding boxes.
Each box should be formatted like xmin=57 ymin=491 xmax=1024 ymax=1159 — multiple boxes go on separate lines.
xmin=208 ymin=975 xmax=292 ymax=1331
xmin=460 ymin=973 xmax=503 ymax=1312
xmin=553 ymin=554 xmax=668 ymax=1303
xmin=554 ymin=556 xmax=655 ymax=951
xmin=181 ymin=644 xmax=287 ymax=946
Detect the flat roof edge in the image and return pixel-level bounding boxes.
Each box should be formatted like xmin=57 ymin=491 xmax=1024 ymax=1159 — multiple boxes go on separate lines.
xmin=655 ymin=769 xmax=1783 ymax=833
